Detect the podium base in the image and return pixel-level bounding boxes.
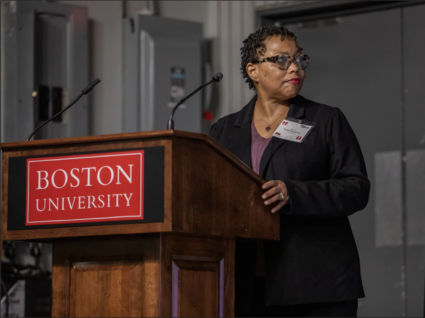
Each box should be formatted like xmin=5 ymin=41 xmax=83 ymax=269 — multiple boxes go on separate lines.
xmin=52 ymin=233 xmax=235 ymax=317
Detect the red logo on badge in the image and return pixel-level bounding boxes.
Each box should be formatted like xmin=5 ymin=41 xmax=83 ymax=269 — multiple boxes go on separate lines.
xmin=25 ymin=150 xmax=144 ymax=226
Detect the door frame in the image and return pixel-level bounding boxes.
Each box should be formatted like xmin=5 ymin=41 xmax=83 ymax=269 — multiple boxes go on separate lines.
xmin=256 ymin=0 xmax=425 ymax=28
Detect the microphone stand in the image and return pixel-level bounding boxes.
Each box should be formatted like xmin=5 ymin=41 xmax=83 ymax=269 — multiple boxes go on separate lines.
xmin=167 ymin=72 xmax=222 ymax=130
xmin=27 ymin=78 xmax=101 ymax=141
xmin=167 ymin=79 xmax=214 ymax=130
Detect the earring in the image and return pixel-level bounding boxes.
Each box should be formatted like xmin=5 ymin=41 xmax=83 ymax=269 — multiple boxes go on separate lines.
xmin=255 ymin=77 xmax=258 ymax=80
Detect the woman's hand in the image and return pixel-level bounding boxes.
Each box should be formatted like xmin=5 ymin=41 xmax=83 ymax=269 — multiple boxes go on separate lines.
xmin=262 ymin=180 xmax=290 ymax=213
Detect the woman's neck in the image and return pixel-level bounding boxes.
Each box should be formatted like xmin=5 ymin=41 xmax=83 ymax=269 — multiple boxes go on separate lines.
xmin=255 ymin=94 xmax=291 ymax=119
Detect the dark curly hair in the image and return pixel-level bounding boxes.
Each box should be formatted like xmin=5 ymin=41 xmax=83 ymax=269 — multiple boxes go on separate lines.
xmin=240 ymin=26 xmax=299 ymax=90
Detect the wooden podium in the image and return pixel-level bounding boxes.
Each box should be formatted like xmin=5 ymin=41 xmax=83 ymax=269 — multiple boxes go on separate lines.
xmin=1 ymin=130 xmax=279 ymax=317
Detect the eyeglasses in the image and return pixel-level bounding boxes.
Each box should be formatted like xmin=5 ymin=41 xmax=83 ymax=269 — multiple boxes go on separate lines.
xmin=255 ymin=54 xmax=310 ymax=70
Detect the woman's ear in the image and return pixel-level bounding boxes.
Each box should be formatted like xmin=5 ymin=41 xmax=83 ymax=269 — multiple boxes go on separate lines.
xmin=246 ymin=63 xmax=258 ymax=82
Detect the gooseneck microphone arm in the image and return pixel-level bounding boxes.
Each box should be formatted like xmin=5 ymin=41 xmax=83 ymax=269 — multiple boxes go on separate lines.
xmin=167 ymin=72 xmax=223 ymax=130
xmin=27 ymin=78 xmax=101 ymax=141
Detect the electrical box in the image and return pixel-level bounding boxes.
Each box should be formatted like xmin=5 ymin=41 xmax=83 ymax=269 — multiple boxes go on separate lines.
xmin=122 ymin=15 xmax=203 ymax=133
xmin=1 ymin=1 xmax=89 ymax=142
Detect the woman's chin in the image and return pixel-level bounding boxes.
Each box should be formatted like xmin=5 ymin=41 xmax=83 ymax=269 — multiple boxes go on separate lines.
xmin=277 ymin=90 xmax=300 ymax=100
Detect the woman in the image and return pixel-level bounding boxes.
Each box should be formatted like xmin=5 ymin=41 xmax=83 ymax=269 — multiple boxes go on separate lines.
xmin=209 ymin=26 xmax=370 ymax=317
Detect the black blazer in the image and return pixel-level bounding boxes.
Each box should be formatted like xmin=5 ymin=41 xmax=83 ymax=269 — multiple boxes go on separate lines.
xmin=209 ymin=94 xmax=370 ymax=307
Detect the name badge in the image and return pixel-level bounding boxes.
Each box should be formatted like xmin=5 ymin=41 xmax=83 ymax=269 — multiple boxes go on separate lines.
xmin=273 ymin=117 xmax=315 ymax=143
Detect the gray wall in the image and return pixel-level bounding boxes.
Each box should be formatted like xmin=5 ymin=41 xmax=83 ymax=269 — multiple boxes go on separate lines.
xmin=57 ymin=0 xmax=210 ymax=136
xmin=0 ymin=0 xmax=310 ymax=139
xmin=54 ymin=1 xmax=271 ymax=135
xmin=1 ymin=0 xmax=279 ymax=136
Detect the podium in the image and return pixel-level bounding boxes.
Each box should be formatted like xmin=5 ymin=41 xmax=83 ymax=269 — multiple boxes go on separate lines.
xmin=1 ymin=130 xmax=279 ymax=317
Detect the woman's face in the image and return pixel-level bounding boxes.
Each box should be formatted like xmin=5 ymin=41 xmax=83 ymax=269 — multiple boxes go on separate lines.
xmin=249 ymin=35 xmax=306 ymax=100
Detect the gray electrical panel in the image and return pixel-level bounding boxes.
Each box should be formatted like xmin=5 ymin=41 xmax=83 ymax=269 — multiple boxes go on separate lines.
xmin=1 ymin=1 xmax=88 ymax=142
xmin=122 ymin=15 xmax=203 ymax=133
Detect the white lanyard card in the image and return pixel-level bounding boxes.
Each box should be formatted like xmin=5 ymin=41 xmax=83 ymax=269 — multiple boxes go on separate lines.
xmin=272 ymin=117 xmax=315 ymax=143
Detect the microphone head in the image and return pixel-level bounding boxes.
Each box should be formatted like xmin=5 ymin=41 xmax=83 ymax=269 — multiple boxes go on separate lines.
xmin=82 ymin=78 xmax=101 ymax=95
xmin=213 ymin=72 xmax=223 ymax=82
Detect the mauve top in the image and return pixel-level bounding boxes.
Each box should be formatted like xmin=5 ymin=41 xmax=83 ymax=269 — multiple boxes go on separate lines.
xmin=251 ymin=121 xmax=271 ymax=174
xmin=251 ymin=121 xmax=271 ymax=277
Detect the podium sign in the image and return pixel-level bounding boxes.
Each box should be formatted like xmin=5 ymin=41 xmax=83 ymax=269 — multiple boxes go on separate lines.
xmin=7 ymin=147 xmax=164 ymax=230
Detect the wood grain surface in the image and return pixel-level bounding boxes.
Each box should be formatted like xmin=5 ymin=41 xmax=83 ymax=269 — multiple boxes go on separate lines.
xmin=52 ymin=234 xmax=160 ymax=317
xmin=160 ymin=233 xmax=235 ymax=317
xmin=172 ymin=259 xmax=220 ymax=317
xmin=52 ymin=233 xmax=235 ymax=317
xmin=171 ymin=136 xmax=279 ymax=240
xmin=70 ymin=259 xmax=145 ymax=317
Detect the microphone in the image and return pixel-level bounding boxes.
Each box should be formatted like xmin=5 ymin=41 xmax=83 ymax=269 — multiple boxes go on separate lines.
xmin=27 ymin=78 xmax=101 ymax=141
xmin=167 ymin=72 xmax=223 ymax=130
xmin=213 ymin=72 xmax=223 ymax=82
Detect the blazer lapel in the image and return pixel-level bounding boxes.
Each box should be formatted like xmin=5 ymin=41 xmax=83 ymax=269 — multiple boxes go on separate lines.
xmin=232 ymin=95 xmax=257 ymax=168
xmin=259 ymin=95 xmax=307 ymax=178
